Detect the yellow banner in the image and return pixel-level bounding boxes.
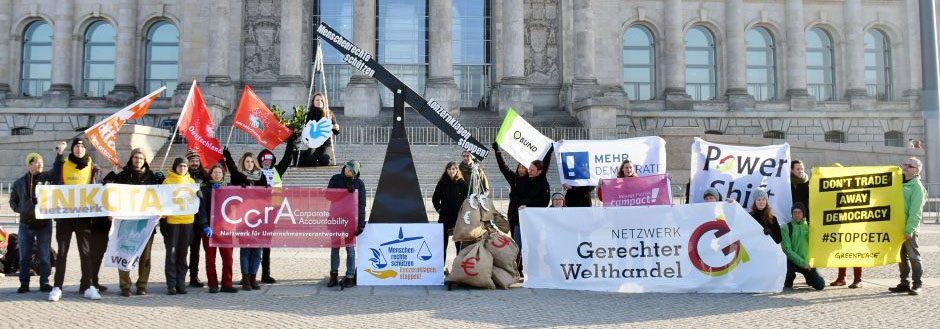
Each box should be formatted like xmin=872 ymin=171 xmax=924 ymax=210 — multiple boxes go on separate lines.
xmin=808 ymin=166 xmax=904 ymax=267
xmin=35 ymin=184 xmax=200 ymax=219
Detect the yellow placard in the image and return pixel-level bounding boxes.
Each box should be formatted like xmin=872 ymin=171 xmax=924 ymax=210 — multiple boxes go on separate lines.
xmin=35 ymin=184 xmax=200 ymax=219
xmin=808 ymin=166 xmax=904 ymax=267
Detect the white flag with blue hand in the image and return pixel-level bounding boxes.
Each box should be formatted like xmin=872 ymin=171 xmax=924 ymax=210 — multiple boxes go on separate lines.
xmin=302 ymin=118 xmax=334 ymax=149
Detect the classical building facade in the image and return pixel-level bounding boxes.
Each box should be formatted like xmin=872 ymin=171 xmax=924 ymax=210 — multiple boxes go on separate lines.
xmin=0 ymin=0 xmax=931 ymax=147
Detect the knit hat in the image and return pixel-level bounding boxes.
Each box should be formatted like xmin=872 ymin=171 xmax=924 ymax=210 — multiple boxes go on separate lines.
xmin=345 ymin=160 xmax=361 ymax=177
xmin=752 ymin=188 xmax=769 ymax=201
xmin=70 ymin=138 xmax=86 ymax=153
xmin=792 ymin=202 xmax=808 ymax=216
xmin=25 ymin=152 xmax=42 ymax=166
xmin=257 ymin=149 xmax=276 ymax=165
xmin=703 ymin=187 xmax=722 ymax=201
xmin=172 ymin=157 xmax=188 ymax=172
xmin=185 ymin=149 xmax=200 ymax=160
xmin=551 ymin=192 xmax=565 ymax=200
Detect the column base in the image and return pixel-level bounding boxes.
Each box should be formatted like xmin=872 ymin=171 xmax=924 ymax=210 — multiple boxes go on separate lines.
xmin=846 ymin=89 xmax=874 ymax=111
xmin=495 ymin=77 xmax=532 ymax=116
xmin=343 ymin=76 xmax=380 ymax=117
xmin=106 ymin=84 xmax=140 ymax=106
xmin=726 ymin=88 xmax=754 ymax=111
xmin=786 ymin=89 xmax=816 ymax=111
xmin=44 ymin=84 xmax=73 ymax=107
xmin=663 ymin=88 xmax=692 ymax=110
xmin=424 ymin=76 xmax=460 ymax=116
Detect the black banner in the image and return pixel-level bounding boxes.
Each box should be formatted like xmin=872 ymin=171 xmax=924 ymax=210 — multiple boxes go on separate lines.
xmin=316 ymin=23 xmax=490 ymax=161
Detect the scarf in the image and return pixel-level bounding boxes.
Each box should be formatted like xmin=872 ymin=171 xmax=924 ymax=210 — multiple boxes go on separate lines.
xmin=243 ymin=169 xmax=262 ymax=182
xmin=791 ymin=172 xmax=809 ymax=185
xmin=68 ymin=153 xmax=90 ymax=170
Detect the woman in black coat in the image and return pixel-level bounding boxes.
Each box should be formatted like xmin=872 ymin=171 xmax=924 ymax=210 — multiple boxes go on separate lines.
xmin=492 ymin=142 xmax=532 ymax=237
xmin=299 ymin=93 xmax=341 ymax=166
xmin=432 ymin=161 xmax=469 ymax=265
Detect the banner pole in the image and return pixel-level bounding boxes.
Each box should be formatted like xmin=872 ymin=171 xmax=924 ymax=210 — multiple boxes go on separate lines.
xmin=160 ymin=81 xmax=197 ymax=170
xmin=224 ymin=125 xmax=236 ymax=150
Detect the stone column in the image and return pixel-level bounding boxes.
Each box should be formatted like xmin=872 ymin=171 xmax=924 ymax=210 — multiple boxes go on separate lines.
xmin=725 ymin=0 xmax=753 ymax=110
xmin=425 ymin=0 xmax=460 ymax=115
xmin=495 ymin=0 xmax=531 ymax=115
xmin=570 ymin=0 xmax=597 ymax=101
xmin=784 ymin=0 xmax=813 ymax=109
xmin=47 ymin=0 xmax=75 ymax=106
xmin=107 ymin=0 xmax=139 ymax=105
xmin=270 ymin=0 xmax=307 ymax=109
xmin=844 ymin=0 xmax=870 ymax=108
xmin=0 ymin=0 xmax=12 ymax=101
xmin=205 ymin=0 xmax=232 ymax=85
xmin=663 ymin=0 xmax=691 ymax=110
xmin=344 ymin=0 xmax=381 ymax=117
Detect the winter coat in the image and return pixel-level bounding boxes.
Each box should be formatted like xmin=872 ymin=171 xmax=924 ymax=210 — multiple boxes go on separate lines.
xmin=163 ymin=170 xmax=196 ymax=224
xmin=305 ymin=106 xmax=340 ymax=147
xmin=459 ymin=161 xmax=489 ymax=192
xmin=432 ymin=178 xmax=469 ymax=230
xmin=222 ymin=150 xmax=266 ymax=187
xmin=751 ymin=210 xmax=782 ymax=244
xmin=565 ymin=186 xmax=595 ymax=207
xmin=516 ymin=148 xmax=554 ymax=211
xmin=327 ymin=166 xmax=367 ymax=235
xmin=790 ymin=174 xmax=810 ymax=212
xmin=780 ymin=220 xmax=810 ymax=267
xmin=199 ymin=181 xmax=224 ymax=230
xmin=494 ymin=148 xmax=524 ymax=226
xmin=9 ymin=166 xmax=57 ymax=229
xmin=903 ymin=176 xmax=928 ymax=235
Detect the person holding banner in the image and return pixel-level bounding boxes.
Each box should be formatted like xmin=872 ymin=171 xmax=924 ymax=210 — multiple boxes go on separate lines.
xmin=513 ymin=147 xmax=554 ymax=273
xmin=49 ymin=138 xmax=103 ymax=302
xmin=889 ymin=157 xmax=928 ymax=295
xmin=221 ymin=150 xmax=265 ymax=290
xmin=597 ymin=159 xmax=639 ymax=202
xmin=10 ymin=152 xmax=59 ymax=294
xmin=432 ymin=161 xmax=469 ymax=266
xmin=199 ymin=165 xmax=238 ymax=294
xmin=102 ymin=148 xmax=164 ymax=297
xmin=750 ymin=189 xmax=782 ymax=244
xmin=161 ymin=158 xmax=197 ymax=295
xmin=256 ymin=141 xmax=297 ymax=285
xmin=780 ymin=202 xmax=825 ymax=290
xmin=790 ymin=160 xmax=810 ymax=209
xmin=299 ymin=93 xmax=340 ymax=167
xmin=326 ymin=160 xmax=366 ymax=289
xmin=185 ymin=150 xmax=208 ymax=289
xmin=493 ymin=142 xmax=528 ymax=238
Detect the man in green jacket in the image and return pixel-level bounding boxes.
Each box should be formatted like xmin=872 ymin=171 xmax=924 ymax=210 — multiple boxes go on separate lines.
xmin=890 ymin=157 xmax=928 ymax=295
xmin=780 ymin=202 xmax=825 ymax=290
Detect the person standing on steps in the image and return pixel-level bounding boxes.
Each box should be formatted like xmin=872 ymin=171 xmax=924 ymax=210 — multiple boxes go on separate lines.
xmin=255 ymin=134 xmax=297 ymax=284
xmin=102 ymin=148 xmax=164 ymax=297
xmin=199 ymin=164 xmax=238 ymax=293
xmin=326 ymin=160 xmax=366 ymax=289
xmin=161 ymin=158 xmax=196 ymax=296
xmin=299 ymin=93 xmax=340 ymax=167
xmin=889 ymin=157 xmax=928 ymax=296
xmin=222 ymin=149 xmax=266 ymax=291
xmin=11 ymin=151 xmax=59 ymax=294
xmin=185 ymin=150 xmax=208 ymax=289
xmin=432 ymin=161 xmax=469 ymax=266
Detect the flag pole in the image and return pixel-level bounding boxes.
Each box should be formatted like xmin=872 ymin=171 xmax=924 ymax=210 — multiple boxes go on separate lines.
xmin=160 ymin=81 xmax=197 ymax=170
xmin=224 ymin=124 xmax=236 ymax=150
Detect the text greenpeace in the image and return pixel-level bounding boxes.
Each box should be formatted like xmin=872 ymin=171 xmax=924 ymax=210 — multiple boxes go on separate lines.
xmin=356 ymin=224 xmax=444 ymax=286
xmin=554 ymin=137 xmax=666 ymax=186
xmin=599 ymin=174 xmax=672 ymax=207
xmin=35 ymin=184 xmax=199 ymax=219
xmin=210 ymin=187 xmax=358 ymax=248
xmin=104 ymin=217 xmax=160 ymax=272
xmin=690 ymin=138 xmax=791 ymax=222
xmin=519 ymin=203 xmax=785 ymax=293
xmin=808 ymin=166 xmax=905 ymax=267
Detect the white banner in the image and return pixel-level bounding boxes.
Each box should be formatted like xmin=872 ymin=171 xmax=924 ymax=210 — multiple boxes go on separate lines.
xmin=520 ymin=203 xmax=786 ymax=293
xmin=35 ymin=184 xmax=200 ymax=219
xmin=356 ymin=224 xmax=444 ymax=286
xmin=554 ymin=137 xmax=666 ymax=186
xmin=690 ymin=138 xmax=791 ymax=222
xmin=496 ymin=107 xmax=554 ymax=166
xmin=104 ymin=217 xmax=160 ymax=272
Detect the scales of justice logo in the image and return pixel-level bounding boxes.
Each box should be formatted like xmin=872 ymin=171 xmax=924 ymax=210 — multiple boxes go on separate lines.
xmin=366 ymin=227 xmax=433 ymax=279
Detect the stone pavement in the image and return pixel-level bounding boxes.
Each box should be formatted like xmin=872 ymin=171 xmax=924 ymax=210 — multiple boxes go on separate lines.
xmin=1 ymin=223 xmax=939 ymax=328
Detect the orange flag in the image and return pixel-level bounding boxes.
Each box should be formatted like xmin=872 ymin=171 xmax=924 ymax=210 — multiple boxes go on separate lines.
xmin=178 ymin=82 xmax=223 ymax=167
xmin=233 ymin=85 xmax=293 ymax=150
xmin=84 ymin=87 xmax=166 ymax=165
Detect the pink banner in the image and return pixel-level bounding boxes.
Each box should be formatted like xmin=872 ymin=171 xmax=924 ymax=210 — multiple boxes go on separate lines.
xmin=210 ymin=187 xmax=358 ymax=248
xmin=599 ymin=174 xmax=671 ymax=207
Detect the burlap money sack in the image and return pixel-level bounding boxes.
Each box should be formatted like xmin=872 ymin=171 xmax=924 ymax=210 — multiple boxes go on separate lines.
xmin=492 ymin=267 xmax=516 ymax=290
xmin=452 ymin=198 xmax=485 ymax=242
xmin=484 ymin=229 xmax=519 ymax=276
xmin=448 ymin=241 xmax=495 ymax=289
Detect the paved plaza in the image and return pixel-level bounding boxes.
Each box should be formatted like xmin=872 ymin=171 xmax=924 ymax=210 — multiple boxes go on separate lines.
xmin=2 ymin=222 xmax=939 ymax=328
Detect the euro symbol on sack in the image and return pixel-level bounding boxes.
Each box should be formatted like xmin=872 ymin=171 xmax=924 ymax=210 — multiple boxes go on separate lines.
xmin=490 ymin=235 xmax=510 ymax=249
xmin=461 ymin=257 xmax=480 ymax=276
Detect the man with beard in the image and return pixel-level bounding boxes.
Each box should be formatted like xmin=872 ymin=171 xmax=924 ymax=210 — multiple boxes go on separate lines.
xmin=185 ymin=150 xmax=208 ymax=288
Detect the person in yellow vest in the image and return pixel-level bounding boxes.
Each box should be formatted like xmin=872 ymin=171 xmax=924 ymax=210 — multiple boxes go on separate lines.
xmin=162 ymin=158 xmax=196 ymax=295
xmin=48 ymin=138 xmax=104 ymax=302
xmin=255 ymin=141 xmax=295 ymax=284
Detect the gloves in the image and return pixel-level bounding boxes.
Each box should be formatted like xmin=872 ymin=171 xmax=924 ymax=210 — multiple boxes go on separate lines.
xmin=223 ymin=148 xmax=231 ymax=158
xmin=203 ymin=227 xmax=212 ymax=238
xmin=491 ymin=142 xmax=499 ymax=150
xmin=356 ymin=227 xmax=364 ymax=236
xmin=154 ymin=171 xmax=165 ymax=181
